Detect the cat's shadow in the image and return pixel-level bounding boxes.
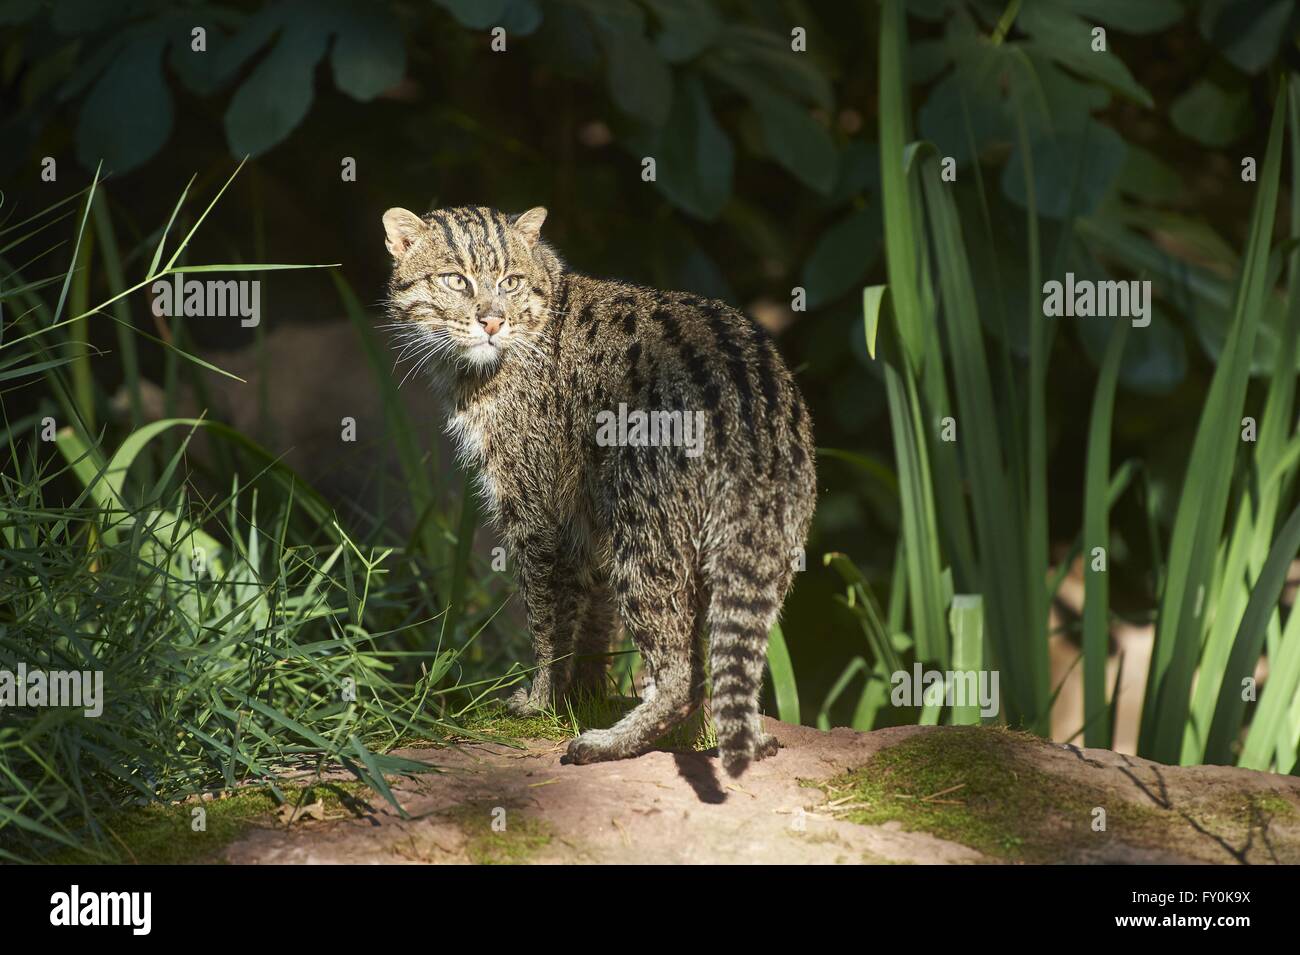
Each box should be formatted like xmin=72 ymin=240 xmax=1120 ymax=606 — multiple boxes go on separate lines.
xmin=670 ymin=749 xmax=727 ymax=804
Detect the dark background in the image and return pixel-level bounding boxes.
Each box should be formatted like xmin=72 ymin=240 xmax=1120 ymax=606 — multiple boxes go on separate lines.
xmin=1 ymin=0 xmax=1292 ymax=722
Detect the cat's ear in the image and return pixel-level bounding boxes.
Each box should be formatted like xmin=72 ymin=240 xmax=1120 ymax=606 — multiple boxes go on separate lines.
xmin=511 ymin=206 xmax=547 ymax=249
xmin=382 ymin=208 xmax=426 ymax=259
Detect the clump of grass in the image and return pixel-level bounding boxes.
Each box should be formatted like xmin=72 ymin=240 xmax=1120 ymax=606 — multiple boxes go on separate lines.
xmin=0 ymin=433 xmax=520 ymax=862
xmin=0 ymin=167 xmax=517 ymax=863
xmin=842 ymin=3 xmax=1300 ymax=776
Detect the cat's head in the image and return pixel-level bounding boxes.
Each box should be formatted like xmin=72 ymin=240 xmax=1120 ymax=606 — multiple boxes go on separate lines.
xmin=382 ymin=205 xmax=555 ymax=374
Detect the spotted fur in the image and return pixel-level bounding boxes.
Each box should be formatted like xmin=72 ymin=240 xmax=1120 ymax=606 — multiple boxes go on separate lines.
xmin=382 ymin=204 xmax=816 ymax=775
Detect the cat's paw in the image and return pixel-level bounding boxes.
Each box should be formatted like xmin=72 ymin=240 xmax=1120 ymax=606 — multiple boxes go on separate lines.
xmin=566 ymin=728 xmax=620 ymax=765
xmin=507 ymin=686 xmax=547 ymax=717
xmin=754 ymin=732 xmax=781 ymax=762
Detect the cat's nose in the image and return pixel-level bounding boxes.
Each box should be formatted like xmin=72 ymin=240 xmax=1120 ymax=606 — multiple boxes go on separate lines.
xmin=479 ymin=312 xmax=504 ymax=336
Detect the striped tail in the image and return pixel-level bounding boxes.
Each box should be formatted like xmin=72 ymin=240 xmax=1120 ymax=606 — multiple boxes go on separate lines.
xmin=708 ymin=579 xmax=777 ymax=777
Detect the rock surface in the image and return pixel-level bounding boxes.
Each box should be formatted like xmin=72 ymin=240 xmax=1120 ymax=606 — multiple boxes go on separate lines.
xmin=220 ymin=720 xmax=1300 ymax=864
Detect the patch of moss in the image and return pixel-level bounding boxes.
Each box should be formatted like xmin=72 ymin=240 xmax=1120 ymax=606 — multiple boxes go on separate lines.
xmin=819 ymin=727 xmax=1300 ymax=863
xmin=443 ymin=802 xmax=552 ymax=864
xmin=817 ymin=727 xmax=1163 ymax=862
xmin=46 ymin=781 xmax=373 ymax=865
xmin=1209 ymin=791 xmax=1295 ymax=824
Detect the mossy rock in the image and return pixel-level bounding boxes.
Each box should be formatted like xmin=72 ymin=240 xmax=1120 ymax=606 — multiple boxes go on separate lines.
xmin=818 ymin=726 xmax=1300 ymax=863
xmin=439 ymin=801 xmax=553 ymax=864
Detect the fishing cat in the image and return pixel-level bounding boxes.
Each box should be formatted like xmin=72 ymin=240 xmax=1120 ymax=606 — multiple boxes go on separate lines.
xmin=382 ymin=204 xmax=816 ymax=775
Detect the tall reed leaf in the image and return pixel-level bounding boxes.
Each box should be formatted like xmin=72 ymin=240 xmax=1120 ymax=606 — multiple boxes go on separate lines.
xmin=1082 ymin=325 xmax=1128 ymax=747
xmin=1139 ymin=84 xmax=1288 ymax=763
xmin=1203 ymin=502 xmax=1300 ymax=763
xmin=919 ymin=149 xmax=1047 ymax=729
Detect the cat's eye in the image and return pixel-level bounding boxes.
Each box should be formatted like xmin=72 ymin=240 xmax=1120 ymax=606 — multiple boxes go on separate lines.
xmin=499 ymin=274 xmax=524 ymax=294
xmin=440 ymin=273 xmax=470 ymax=292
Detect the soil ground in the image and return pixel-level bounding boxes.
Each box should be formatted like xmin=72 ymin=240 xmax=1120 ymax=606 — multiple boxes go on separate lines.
xmin=211 ymin=719 xmax=1300 ymax=864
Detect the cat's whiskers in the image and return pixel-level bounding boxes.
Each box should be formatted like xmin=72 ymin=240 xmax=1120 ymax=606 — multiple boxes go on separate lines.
xmin=397 ymin=335 xmax=459 ymax=388
xmin=385 ymin=322 xmax=464 ymax=388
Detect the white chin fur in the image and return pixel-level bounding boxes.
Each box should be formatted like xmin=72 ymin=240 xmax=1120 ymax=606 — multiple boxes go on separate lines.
xmin=465 ymin=341 xmax=503 ymax=369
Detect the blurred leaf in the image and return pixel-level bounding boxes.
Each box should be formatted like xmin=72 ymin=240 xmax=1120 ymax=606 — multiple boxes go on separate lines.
xmin=1076 ymin=216 xmax=1294 ymax=376
xmin=644 ymin=73 xmax=732 ymax=220
xmin=57 ymin=34 xmax=123 ymax=103
xmin=1076 ymin=305 xmax=1187 ymax=396
xmin=1050 ymin=0 xmax=1184 ymax=33
xmin=1027 ymin=51 xmax=1111 ymax=120
xmin=802 ymin=209 xmax=881 ymax=309
xmin=1019 ymin=4 xmax=1155 ymax=108
xmin=224 ymin=20 xmax=329 ymax=158
xmin=757 ymin=93 xmax=837 ymax=195
xmin=828 ymin=138 xmax=879 ymax=203
xmin=918 ymin=67 xmax=1010 ymax=168
xmin=597 ymin=22 xmax=673 ymax=126
xmin=673 ymin=243 xmax=734 ymax=302
xmin=720 ymin=24 xmax=833 ymax=110
xmin=221 ymin=1 xmax=409 ymax=157
xmin=908 ymin=39 xmax=952 ymax=84
xmin=76 ymin=33 xmax=172 ymax=173
xmin=500 ymin=0 xmax=543 ymax=36
xmin=579 ymin=0 xmax=644 ymax=32
xmin=1171 ymin=79 xmax=1251 ymax=147
xmin=51 ymin=0 xmax=130 ymax=34
xmin=1200 ymin=0 xmax=1294 ymax=75
xmin=1114 ymin=145 xmax=1185 ymax=203
xmin=534 ymin=3 xmax=600 ymax=74
xmin=169 ymin=22 xmax=227 ymax=96
xmin=331 ymin=6 xmax=406 ymax=101
xmin=433 ymin=0 xmax=511 ymax=30
xmin=643 ymin=0 xmax=721 ymax=62
xmin=918 ymin=31 xmax=1108 ymax=170
xmin=1002 ymin=118 xmax=1127 ymax=220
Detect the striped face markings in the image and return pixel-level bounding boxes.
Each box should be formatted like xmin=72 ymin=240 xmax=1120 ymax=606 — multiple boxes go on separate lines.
xmin=384 ymin=204 xmax=556 ymax=371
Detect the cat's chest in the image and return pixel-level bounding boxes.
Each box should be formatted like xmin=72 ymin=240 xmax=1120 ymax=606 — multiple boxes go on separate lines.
xmin=446 ymin=380 xmax=565 ymax=510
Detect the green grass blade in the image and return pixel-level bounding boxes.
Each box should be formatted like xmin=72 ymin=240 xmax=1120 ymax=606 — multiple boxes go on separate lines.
xmin=949 ymin=594 xmax=984 ymax=726
xmin=1238 ymin=591 xmax=1300 ymax=769
xmin=766 ymin=619 xmax=801 ymax=724
xmin=1203 ymin=502 xmax=1300 ymax=763
xmin=877 ymin=0 xmax=925 ymax=371
xmin=1139 ymin=84 xmax=1288 ymax=762
xmin=1082 ymin=324 xmax=1128 ymax=747
xmin=918 ymin=148 xmax=1045 ymax=728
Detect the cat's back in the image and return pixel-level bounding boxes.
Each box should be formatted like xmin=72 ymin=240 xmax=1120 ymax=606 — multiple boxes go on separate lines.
xmin=560 ymin=274 xmax=814 ymax=489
